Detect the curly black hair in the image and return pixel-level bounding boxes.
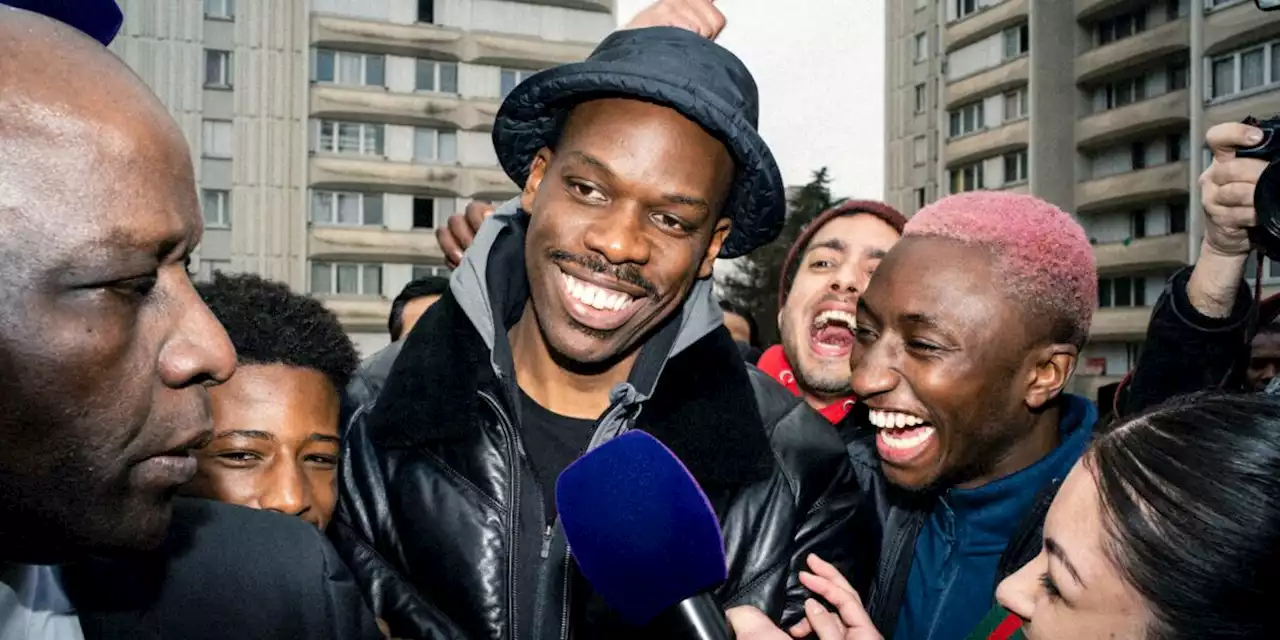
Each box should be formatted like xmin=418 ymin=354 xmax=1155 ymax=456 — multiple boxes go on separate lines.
xmin=197 ymin=272 xmax=359 ymax=391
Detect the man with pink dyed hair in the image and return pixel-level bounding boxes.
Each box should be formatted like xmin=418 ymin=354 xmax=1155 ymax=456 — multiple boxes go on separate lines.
xmin=843 ymin=191 xmax=1097 ymax=640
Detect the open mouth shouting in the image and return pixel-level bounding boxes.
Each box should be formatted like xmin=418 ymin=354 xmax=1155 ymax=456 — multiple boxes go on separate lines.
xmin=809 ymin=307 xmax=857 ymax=359
xmin=558 ymin=266 xmax=645 ymax=332
xmin=868 ymin=408 xmax=937 ymax=466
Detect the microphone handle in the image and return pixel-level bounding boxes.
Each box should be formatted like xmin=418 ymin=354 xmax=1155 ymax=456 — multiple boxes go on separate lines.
xmin=669 ymin=593 xmax=736 ymax=640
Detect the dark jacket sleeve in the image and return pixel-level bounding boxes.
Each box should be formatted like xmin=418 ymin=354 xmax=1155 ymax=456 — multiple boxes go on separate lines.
xmin=1118 ymin=267 xmax=1254 ymax=417
xmin=722 ymin=371 xmax=881 ymax=629
xmin=330 ymin=407 xmax=471 ymax=639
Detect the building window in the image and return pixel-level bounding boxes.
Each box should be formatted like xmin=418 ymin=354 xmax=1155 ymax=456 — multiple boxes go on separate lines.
xmin=1131 ymin=210 xmax=1147 ymax=238
xmin=1096 ymin=76 xmax=1147 ymax=111
xmin=413 ymin=264 xmax=451 ymax=280
xmin=202 ymin=119 xmax=233 ymax=158
xmin=1131 ymin=141 xmax=1147 ymax=170
xmin=311 ymin=262 xmax=383 ymax=297
xmin=913 ymin=83 xmax=927 ymax=113
xmin=1003 ymin=24 xmax=1028 ymax=59
xmin=1166 ymin=132 xmax=1189 ymax=163
xmin=414 ymin=127 xmax=458 ymax=163
xmin=314 ymin=49 xmax=385 ymax=87
xmin=310 ymin=191 xmax=383 ymax=227
xmin=412 ymin=197 xmax=458 ymax=229
xmin=204 ymin=0 xmax=234 ymax=19
xmin=415 ymin=59 xmax=459 ymax=93
xmin=949 ymin=162 xmax=984 ymax=194
xmin=1209 ymin=39 xmax=1280 ymax=100
xmin=202 ymin=189 xmax=230 ymax=228
xmin=1003 ymin=150 xmax=1028 ymax=184
xmin=954 ymin=0 xmax=978 ymax=20
xmin=500 ymin=68 xmax=534 ymax=99
xmin=1098 ymin=276 xmax=1147 ymax=308
xmin=418 ymin=0 xmax=435 ymax=23
xmin=1096 ymin=10 xmax=1146 ymax=47
xmin=914 ymin=33 xmax=928 ymax=62
xmin=316 ymin=120 xmax=384 ymax=156
xmin=1169 ymin=200 xmax=1187 ymax=234
xmin=948 ymin=101 xmax=984 ymax=138
xmin=912 ymin=136 xmax=928 ymax=166
xmin=1167 ymin=62 xmax=1188 ymax=91
xmin=197 ymin=259 xmax=232 ymax=283
xmin=204 ymin=50 xmax=232 ymax=88
xmin=1003 ymin=87 xmax=1028 ymax=121
xmin=913 ymin=187 xmax=927 ymax=211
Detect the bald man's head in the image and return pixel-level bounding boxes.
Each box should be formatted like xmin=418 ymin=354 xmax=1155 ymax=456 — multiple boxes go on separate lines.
xmin=0 ymin=7 xmax=237 ymax=563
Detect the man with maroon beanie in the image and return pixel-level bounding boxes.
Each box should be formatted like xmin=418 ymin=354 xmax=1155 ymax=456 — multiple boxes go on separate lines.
xmin=762 ymin=200 xmax=905 ymax=423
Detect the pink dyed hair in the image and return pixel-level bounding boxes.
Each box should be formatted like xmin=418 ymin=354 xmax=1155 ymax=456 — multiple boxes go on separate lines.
xmin=904 ymin=191 xmax=1097 ymax=347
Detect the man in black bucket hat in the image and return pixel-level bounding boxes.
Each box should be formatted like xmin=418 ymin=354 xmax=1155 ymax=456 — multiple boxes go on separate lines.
xmin=331 ymin=13 xmax=879 ymax=640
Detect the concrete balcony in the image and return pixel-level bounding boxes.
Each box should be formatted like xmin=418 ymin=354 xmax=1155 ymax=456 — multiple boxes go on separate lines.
xmin=1075 ymin=19 xmax=1188 ymax=85
xmin=945 ymin=0 xmax=1028 ymax=50
xmin=1204 ymin=86 xmax=1280 ymax=133
xmin=1076 ymin=0 xmax=1130 ymax=22
xmin=322 ymin=297 xmax=392 ymax=333
xmin=310 ymin=85 xmax=500 ymax=131
xmin=1076 ymin=90 xmax=1189 ymax=149
xmin=1090 ymin=306 xmax=1154 ymax=341
xmin=945 ymin=55 xmax=1029 ymax=108
xmin=1093 ymin=233 xmax=1190 ymax=276
xmin=311 ymin=14 xmax=595 ymax=66
xmin=308 ymin=226 xmax=446 ymax=263
xmin=520 ymin=0 xmax=612 ymax=13
xmin=1076 ymin=161 xmax=1189 ymax=213
xmin=1205 ymin=0 xmax=1280 ymax=56
xmin=944 ymin=119 xmax=1029 ymax=167
xmin=309 ymin=156 xmax=520 ymax=200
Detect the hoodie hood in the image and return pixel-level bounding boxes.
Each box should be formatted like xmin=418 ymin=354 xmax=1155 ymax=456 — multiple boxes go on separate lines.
xmin=449 ymin=197 xmax=725 ymax=401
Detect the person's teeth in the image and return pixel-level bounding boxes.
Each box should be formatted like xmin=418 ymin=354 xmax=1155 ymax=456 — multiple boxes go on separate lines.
xmin=813 ymin=309 xmax=856 ymax=329
xmin=869 ymin=410 xmax=928 ymax=430
xmin=879 ymin=426 xmax=936 ymax=450
xmin=563 ymin=273 xmax=634 ymax=311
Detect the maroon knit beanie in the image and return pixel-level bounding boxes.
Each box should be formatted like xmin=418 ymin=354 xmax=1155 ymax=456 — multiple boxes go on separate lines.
xmin=777 ymin=200 xmax=907 ymax=311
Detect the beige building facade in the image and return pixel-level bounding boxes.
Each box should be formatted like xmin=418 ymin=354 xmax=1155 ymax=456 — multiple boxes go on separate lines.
xmin=886 ymin=0 xmax=1280 ymax=397
xmin=111 ymin=0 xmax=613 ymax=356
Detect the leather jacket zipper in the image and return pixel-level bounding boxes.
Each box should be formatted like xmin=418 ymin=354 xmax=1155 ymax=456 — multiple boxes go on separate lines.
xmin=480 ymin=391 xmax=522 ymax=640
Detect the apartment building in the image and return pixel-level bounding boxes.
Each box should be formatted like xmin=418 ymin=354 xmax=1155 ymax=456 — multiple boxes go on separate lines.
xmin=886 ymin=0 xmax=1280 ymax=398
xmin=110 ymin=0 xmax=614 ymax=356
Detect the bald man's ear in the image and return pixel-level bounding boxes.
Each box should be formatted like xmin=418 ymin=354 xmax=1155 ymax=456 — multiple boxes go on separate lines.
xmin=698 ymin=217 xmax=732 ymax=279
xmin=521 ymin=148 xmax=554 ymax=214
xmin=1024 ymin=344 xmax=1078 ymax=410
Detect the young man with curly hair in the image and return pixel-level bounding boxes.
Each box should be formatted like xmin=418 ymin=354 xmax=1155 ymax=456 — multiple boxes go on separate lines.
xmin=181 ymin=272 xmax=359 ymax=530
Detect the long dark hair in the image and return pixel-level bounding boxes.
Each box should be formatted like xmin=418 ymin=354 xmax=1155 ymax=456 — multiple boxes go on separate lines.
xmin=1088 ymin=392 xmax=1280 ymax=639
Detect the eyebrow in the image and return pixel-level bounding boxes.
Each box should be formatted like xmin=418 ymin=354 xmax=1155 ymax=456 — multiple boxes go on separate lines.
xmin=866 ymin=247 xmax=888 ymax=260
xmin=806 ymin=238 xmax=847 ymax=255
xmin=307 ymin=434 xmax=341 ymax=445
xmin=901 ymin=313 xmax=943 ymax=330
xmin=1045 ymin=537 xmax=1086 ymax=587
xmin=215 ymin=429 xmax=276 ymax=442
xmin=565 ymin=151 xmax=710 ymax=215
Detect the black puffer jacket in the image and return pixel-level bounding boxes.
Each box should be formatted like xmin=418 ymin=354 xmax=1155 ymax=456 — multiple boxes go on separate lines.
xmin=330 ymin=204 xmax=881 ymax=640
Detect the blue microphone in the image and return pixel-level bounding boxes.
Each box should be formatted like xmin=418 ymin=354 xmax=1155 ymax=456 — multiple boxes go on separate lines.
xmin=556 ymin=430 xmax=735 ymax=639
xmin=1 ymin=0 xmax=123 ymax=45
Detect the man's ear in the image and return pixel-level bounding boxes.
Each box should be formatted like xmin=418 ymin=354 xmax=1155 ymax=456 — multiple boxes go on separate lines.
xmin=1024 ymin=344 xmax=1079 ymax=410
xmin=698 ymin=217 xmax=732 ymax=279
xmin=521 ymin=148 xmax=554 ymax=213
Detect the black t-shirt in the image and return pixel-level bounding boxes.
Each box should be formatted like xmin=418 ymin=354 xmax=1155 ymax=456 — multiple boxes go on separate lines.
xmin=518 ymin=389 xmax=598 ymax=523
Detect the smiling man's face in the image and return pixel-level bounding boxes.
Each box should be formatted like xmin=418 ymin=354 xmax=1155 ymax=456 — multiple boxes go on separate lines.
xmin=519 ymin=98 xmax=734 ymax=367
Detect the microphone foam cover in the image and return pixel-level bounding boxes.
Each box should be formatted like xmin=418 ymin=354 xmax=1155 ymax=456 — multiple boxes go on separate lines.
xmin=556 ymin=430 xmax=727 ymax=626
xmin=1 ymin=0 xmax=123 ymax=46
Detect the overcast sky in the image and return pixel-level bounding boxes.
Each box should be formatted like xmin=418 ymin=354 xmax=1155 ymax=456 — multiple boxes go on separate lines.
xmin=614 ymin=0 xmax=886 ymax=200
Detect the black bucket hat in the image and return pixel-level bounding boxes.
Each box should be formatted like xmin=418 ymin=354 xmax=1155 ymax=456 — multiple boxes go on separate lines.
xmin=492 ymin=26 xmax=785 ymax=259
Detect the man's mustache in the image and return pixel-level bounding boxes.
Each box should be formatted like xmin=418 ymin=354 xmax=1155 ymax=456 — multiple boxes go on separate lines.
xmin=548 ymin=249 xmax=657 ymax=296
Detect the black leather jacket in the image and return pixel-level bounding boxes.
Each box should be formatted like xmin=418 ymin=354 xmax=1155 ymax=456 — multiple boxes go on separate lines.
xmin=331 ymin=210 xmax=880 ymax=640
